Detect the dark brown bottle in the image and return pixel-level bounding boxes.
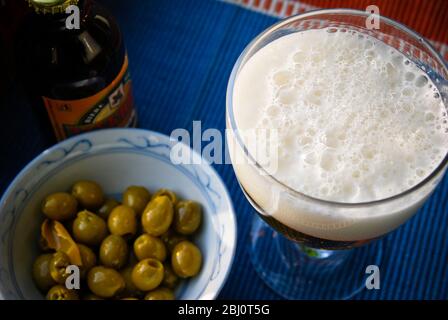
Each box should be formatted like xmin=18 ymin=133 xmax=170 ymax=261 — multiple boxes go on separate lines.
xmin=16 ymin=0 xmax=137 ymax=141
xmin=0 ymin=0 xmax=27 ymax=98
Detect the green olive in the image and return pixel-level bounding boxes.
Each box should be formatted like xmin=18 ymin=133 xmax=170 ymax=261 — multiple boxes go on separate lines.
xmin=83 ymin=293 xmax=103 ymax=300
xmin=49 ymin=251 xmax=71 ymax=284
xmin=141 ymin=196 xmax=173 ymax=236
xmin=120 ymin=265 xmax=142 ymax=297
xmin=174 ymin=200 xmax=202 ymax=235
xmin=72 ymin=180 xmax=104 ymax=210
xmin=162 ymin=263 xmax=179 ymax=289
xmin=151 ymin=189 xmax=177 ymax=204
xmin=161 ymin=229 xmax=187 ymax=252
xmin=144 ymin=287 xmax=175 ymax=300
xmin=108 ymin=205 xmax=137 ymax=237
xmin=97 ymin=198 xmax=120 ymax=220
xmin=171 ymin=241 xmax=202 ymax=278
xmin=78 ymin=244 xmax=97 ymax=278
xmin=72 ymin=210 xmax=107 ymax=246
xmin=99 ymin=235 xmax=129 ymax=269
xmin=123 ymin=186 xmax=151 ymax=215
xmin=42 ymin=192 xmax=78 ymax=221
xmin=133 ymin=234 xmax=167 ymax=261
xmin=87 ymin=266 xmax=125 ymax=298
xmin=46 ymin=285 xmax=79 ymax=300
xmin=32 ymin=254 xmax=56 ymax=292
xmin=131 ymin=258 xmax=164 ymax=291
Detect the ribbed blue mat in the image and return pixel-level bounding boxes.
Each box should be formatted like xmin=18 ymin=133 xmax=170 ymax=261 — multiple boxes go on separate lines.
xmin=0 ymin=0 xmax=447 ymax=299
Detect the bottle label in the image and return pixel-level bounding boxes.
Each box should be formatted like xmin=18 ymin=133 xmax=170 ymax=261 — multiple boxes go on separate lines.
xmin=42 ymin=55 xmax=136 ymax=141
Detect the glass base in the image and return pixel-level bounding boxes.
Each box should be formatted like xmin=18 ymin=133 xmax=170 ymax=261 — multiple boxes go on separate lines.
xmin=250 ymin=216 xmax=383 ymax=300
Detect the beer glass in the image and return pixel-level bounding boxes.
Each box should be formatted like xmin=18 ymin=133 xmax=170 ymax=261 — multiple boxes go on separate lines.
xmin=226 ymin=9 xmax=448 ymax=299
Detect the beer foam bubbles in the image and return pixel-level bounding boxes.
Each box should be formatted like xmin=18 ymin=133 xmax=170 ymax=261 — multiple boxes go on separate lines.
xmin=234 ymin=28 xmax=448 ymax=202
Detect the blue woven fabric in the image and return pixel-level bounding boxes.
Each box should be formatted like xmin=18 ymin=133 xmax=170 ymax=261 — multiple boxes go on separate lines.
xmin=0 ymin=0 xmax=447 ymax=299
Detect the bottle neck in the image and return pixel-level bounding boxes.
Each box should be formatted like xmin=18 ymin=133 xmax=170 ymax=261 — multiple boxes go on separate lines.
xmin=31 ymin=0 xmax=89 ymax=32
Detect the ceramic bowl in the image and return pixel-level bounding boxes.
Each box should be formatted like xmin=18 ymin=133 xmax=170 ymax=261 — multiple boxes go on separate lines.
xmin=0 ymin=128 xmax=237 ymax=300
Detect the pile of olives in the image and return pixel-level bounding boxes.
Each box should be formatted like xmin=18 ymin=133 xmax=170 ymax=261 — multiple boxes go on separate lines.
xmin=33 ymin=180 xmax=203 ymax=300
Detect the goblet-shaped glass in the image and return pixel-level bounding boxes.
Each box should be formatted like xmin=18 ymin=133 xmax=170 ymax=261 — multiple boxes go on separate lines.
xmin=226 ymin=9 xmax=448 ymax=299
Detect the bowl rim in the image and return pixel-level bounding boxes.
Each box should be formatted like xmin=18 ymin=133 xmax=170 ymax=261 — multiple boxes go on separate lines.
xmin=0 ymin=128 xmax=238 ymax=300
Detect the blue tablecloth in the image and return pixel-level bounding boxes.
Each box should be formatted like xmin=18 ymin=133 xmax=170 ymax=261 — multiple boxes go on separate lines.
xmin=0 ymin=0 xmax=447 ymax=300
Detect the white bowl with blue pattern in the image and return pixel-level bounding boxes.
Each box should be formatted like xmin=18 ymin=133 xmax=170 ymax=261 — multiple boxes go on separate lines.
xmin=0 ymin=128 xmax=237 ymax=300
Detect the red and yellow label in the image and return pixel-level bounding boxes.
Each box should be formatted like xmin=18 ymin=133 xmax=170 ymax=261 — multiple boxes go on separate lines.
xmin=43 ymin=55 xmax=136 ymax=141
